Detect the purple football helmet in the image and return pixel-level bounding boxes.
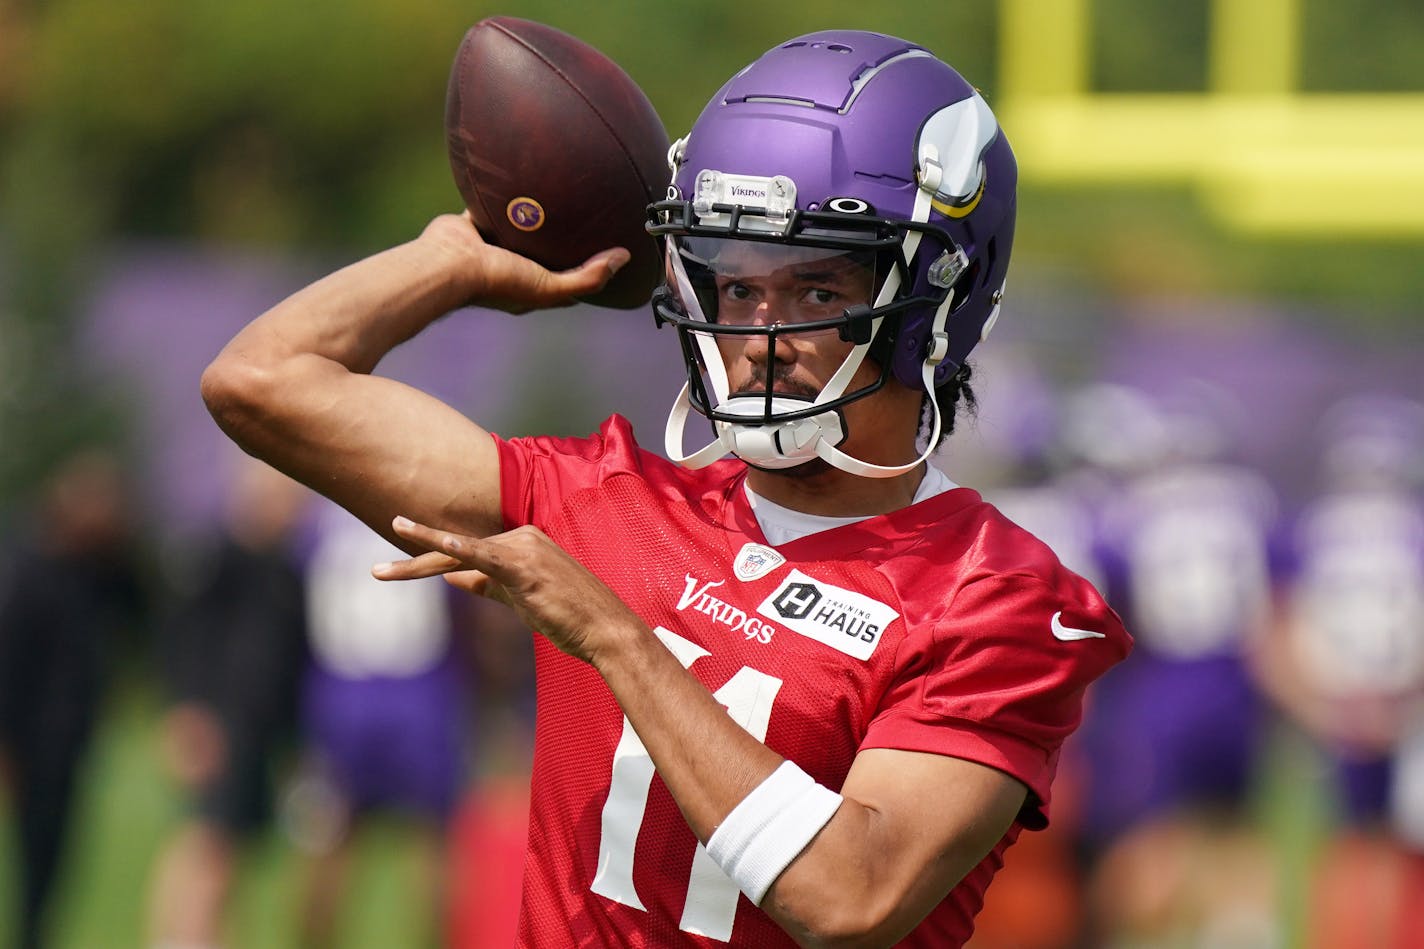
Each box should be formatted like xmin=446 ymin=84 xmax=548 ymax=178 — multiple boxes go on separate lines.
xmin=647 ymin=30 xmax=1017 ymax=477
xmin=1317 ymin=394 xmax=1424 ymax=490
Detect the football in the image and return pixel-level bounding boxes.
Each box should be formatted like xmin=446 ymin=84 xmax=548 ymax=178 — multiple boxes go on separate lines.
xmin=445 ymin=17 xmax=670 ymax=310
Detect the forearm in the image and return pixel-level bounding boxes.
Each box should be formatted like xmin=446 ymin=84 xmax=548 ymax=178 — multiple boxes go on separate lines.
xmin=215 ymin=234 xmax=477 ymax=378
xmin=591 ymin=620 xmax=1022 ymax=948
xmin=200 ymin=218 xmax=518 ymax=543
xmin=590 ymin=620 xmax=786 ymax=836
xmin=589 ymin=623 xmax=889 ymax=946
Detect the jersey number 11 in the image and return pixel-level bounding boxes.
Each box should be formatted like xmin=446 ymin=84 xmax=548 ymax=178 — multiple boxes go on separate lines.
xmin=590 ymin=626 xmax=784 ymax=942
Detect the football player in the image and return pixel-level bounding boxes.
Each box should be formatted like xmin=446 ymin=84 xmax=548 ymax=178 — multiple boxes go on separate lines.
xmin=1070 ymin=383 xmax=1284 ymax=945
xmin=202 ymin=30 xmax=1130 ymax=947
xmin=288 ymin=501 xmax=468 ymax=947
xmin=1257 ymin=394 xmax=1424 ymax=948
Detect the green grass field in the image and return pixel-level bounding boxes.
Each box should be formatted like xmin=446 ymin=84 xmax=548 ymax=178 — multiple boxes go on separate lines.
xmin=1 ymin=671 xmax=1342 ymax=949
xmin=0 ymin=677 xmax=441 ymax=949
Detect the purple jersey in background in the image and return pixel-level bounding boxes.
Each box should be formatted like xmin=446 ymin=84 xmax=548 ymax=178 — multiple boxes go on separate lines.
xmin=297 ymin=503 xmax=469 ymax=823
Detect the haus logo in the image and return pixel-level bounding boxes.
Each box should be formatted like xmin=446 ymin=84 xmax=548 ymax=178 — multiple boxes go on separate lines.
xmin=759 ymin=570 xmax=899 ymax=661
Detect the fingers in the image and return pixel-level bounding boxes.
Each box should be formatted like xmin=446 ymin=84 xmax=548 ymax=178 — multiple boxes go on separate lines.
xmin=579 ymin=247 xmax=631 ymax=283
xmin=378 ymin=518 xmax=507 ymax=604
xmin=371 ymin=549 xmax=463 ymax=581
xmin=440 ymin=569 xmax=512 ymax=608
xmin=493 ymin=246 xmax=631 ymax=311
xmin=387 ymin=515 xmax=506 ymax=579
xmin=528 ymin=246 xmax=632 ymax=302
xmin=385 ymin=516 xmax=555 ymax=617
xmin=422 ymin=212 xmax=628 ymax=312
xmin=379 ymin=516 xmax=479 ymax=569
xmin=390 ymin=513 xmax=465 ymax=547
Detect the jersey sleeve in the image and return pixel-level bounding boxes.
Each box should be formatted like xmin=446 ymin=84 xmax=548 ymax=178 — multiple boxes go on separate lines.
xmin=863 ymin=571 xmax=1130 ymax=827
xmin=495 ymin=415 xmax=643 ymax=531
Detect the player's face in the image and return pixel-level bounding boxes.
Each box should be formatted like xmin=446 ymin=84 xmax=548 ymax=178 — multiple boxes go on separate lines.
xmin=664 ymin=236 xmax=926 ymax=477
xmin=696 ymin=241 xmax=878 ymax=398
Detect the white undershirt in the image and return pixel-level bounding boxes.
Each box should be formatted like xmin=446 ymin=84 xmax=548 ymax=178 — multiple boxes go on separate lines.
xmin=745 ymin=465 xmax=958 ymax=547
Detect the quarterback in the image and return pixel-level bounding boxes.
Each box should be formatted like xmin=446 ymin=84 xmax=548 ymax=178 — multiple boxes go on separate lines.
xmin=203 ymin=30 xmax=1130 ymax=948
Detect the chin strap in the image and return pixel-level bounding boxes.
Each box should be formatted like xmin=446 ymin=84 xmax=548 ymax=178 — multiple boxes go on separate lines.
xmin=813 ymin=330 xmax=946 ymax=477
xmin=807 ymin=183 xmax=949 ymax=478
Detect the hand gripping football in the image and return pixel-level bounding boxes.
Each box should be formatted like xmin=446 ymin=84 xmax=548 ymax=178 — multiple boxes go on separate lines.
xmin=445 ymin=17 xmax=670 ymax=309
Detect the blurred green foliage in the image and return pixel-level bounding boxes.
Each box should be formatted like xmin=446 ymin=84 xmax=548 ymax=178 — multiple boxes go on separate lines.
xmin=1301 ymin=0 xmax=1424 ymax=90
xmin=1 ymin=0 xmax=1422 ymax=503
xmin=3 ymin=0 xmax=1421 ymax=265
xmin=0 ymin=0 xmax=1001 ymax=253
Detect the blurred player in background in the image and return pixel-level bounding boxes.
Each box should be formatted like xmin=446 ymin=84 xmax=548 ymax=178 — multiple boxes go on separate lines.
xmin=201 ymin=30 xmax=1130 ymax=947
xmin=1256 ymin=394 xmax=1424 ymax=949
xmin=968 ymin=377 xmax=1116 ymax=949
xmin=286 ymin=501 xmax=469 ymax=949
xmin=1072 ymin=382 xmax=1284 ymax=948
xmin=444 ymin=593 xmax=538 ymax=949
xmin=146 ymin=455 xmax=311 ymax=949
xmin=982 ymin=379 xmax=1128 ymax=597
xmin=0 ymin=448 xmax=149 ymax=949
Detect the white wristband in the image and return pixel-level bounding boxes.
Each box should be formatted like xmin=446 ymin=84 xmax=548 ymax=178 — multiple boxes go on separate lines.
xmin=706 ymin=760 xmax=843 ymax=905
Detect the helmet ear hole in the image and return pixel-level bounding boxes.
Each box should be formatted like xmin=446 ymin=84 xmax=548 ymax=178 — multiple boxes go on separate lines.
xmin=949 ymin=261 xmax=981 ymax=313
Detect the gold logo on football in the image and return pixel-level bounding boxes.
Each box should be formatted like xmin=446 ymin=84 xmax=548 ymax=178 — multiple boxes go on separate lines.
xmin=506 ymin=197 xmax=545 ymax=232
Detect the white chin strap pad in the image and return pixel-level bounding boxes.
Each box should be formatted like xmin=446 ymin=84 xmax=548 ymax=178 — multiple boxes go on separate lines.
xmin=666 ymin=389 xmax=845 ymax=471
xmin=718 ymin=401 xmax=844 ymax=470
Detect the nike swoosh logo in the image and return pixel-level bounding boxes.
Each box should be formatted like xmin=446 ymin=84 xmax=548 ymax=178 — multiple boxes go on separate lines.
xmin=1051 ymin=611 xmax=1106 ymax=642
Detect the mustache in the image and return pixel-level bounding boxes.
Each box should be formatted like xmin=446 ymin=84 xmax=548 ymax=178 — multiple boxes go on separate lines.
xmin=732 ymin=365 xmax=818 ymax=400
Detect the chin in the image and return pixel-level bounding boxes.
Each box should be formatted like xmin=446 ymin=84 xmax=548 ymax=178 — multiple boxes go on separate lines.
xmin=744 ymin=456 xmax=833 ymax=480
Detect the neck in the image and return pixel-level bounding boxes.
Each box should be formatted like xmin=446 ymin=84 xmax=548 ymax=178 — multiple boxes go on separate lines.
xmin=745 ymin=460 xmax=925 ymax=517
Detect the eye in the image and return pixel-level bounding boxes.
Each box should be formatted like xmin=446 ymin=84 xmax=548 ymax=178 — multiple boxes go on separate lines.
xmin=722 ymin=282 xmax=753 ymax=302
xmin=802 ymin=288 xmax=838 ymax=306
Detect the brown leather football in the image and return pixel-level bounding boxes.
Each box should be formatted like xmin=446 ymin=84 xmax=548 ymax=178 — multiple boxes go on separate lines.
xmin=445 ymin=17 xmax=670 ymax=310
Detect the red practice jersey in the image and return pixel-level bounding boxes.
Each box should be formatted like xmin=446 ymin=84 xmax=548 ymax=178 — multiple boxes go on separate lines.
xmin=496 ymin=416 xmax=1130 ymax=947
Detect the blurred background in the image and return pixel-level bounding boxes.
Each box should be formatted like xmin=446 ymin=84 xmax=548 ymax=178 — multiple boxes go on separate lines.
xmin=2 ymin=0 xmax=1422 ymax=946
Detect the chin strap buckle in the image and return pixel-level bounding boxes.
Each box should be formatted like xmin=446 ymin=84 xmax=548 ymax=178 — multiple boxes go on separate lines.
xmin=927 ymin=331 xmax=951 ymax=366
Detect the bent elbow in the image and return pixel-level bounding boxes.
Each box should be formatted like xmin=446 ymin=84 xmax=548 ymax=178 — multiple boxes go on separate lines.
xmin=781 ymin=894 xmax=909 ymax=949
xmin=200 ymin=352 xmax=282 ymax=442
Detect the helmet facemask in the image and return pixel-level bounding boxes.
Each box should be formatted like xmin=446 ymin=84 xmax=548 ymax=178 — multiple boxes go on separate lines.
xmin=657 ymin=235 xmax=889 ymax=471
xmin=650 ymin=172 xmax=967 ymax=478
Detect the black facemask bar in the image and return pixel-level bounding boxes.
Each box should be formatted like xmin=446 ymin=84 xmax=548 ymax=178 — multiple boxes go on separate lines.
xmin=649 ymin=287 xmax=952 ymax=427
xmin=648 ymin=197 xmax=962 ymax=423
xmin=648 ymin=198 xmax=953 ymax=253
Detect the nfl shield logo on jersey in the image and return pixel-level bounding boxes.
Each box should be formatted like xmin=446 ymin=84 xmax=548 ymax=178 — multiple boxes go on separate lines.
xmin=734 ymin=543 xmax=786 ymax=582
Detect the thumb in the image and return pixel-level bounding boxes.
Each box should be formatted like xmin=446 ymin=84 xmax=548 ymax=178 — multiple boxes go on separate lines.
xmin=484 ymin=245 xmax=632 ymax=313
xmin=540 ymin=247 xmax=630 ymax=303
xmin=581 ymin=247 xmax=631 ymax=284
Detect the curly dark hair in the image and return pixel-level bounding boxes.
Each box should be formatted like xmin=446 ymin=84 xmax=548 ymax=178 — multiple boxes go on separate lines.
xmin=921 ymin=362 xmax=977 ymax=450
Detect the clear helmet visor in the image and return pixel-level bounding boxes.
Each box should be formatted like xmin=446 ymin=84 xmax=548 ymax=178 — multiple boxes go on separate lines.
xmin=670 ymin=236 xmax=882 ymax=339
xmin=655 ymin=233 xmax=948 ymax=479
xmin=662 ymin=236 xmax=888 ymax=427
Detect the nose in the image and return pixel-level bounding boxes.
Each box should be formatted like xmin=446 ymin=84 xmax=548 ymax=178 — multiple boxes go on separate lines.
xmin=737 ymin=317 xmax=795 ymax=383
xmin=744 ymin=296 xmax=789 ymax=328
